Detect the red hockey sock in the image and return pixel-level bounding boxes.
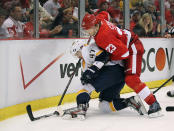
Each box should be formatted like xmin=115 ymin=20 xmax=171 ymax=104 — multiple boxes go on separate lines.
xmin=144 ymin=93 xmax=156 ymax=105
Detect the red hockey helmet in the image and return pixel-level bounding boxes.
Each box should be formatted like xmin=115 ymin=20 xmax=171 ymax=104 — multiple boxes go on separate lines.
xmin=82 ymin=13 xmax=98 ymax=30
xmin=96 ymin=11 xmax=110 ymax=21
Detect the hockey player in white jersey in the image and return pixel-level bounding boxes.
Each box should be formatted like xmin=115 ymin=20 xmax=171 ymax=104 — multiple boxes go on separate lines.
xmin=61 ymin=39 xmax=147 ymax=119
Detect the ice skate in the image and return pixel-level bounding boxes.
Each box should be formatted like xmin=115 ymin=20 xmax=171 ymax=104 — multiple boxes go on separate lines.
xmin=62 ymin=103 xmax=88 ymax=120
xmin=148 ymin=101 xmax=162 ymax=118
xmin=126 ymin=96 xmax=147 ymax=115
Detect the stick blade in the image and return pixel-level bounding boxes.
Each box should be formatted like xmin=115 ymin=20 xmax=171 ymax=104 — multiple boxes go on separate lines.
xmin=166 ymin=106 xmax=174 ymax=111
xmin=26 ymin=105 xmax=35 ymax=121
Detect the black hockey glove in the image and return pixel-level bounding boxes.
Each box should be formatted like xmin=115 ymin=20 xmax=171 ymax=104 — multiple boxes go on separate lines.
xmin=81 ymin=50 xmax=110 ymax=85
xmin=81 ymin=65 xmax=100 ymax=85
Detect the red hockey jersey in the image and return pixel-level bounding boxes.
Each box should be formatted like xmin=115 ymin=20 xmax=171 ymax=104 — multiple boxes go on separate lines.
xmin=94 ymin=19 xmax=132 ymax=60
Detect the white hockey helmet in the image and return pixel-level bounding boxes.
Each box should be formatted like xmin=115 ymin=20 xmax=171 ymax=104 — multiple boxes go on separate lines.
xmin=70 ymin=39 xmax=86 ymax=58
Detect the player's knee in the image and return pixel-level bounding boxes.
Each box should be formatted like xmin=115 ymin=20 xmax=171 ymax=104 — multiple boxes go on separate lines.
xmin=99 ymin=93 xmax=113 ymax=102
xmin=98 ymin=100 xmax=115 ymax=113
xmin=125 ymin=74 xmax=141 ymax=88
xmin=76 ymin=92 xmax=90 ymax=105
xmin=125 ymin=75 xmax=146 ymax=93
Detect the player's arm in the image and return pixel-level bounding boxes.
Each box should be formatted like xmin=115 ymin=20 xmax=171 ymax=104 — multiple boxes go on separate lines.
xmin=93 ymin=49 xmax=110 ymax=69
xmin=97 ymin=34 xmax=129 ymax=60
xmin=81 ymin=49 xmax=110 ymax=85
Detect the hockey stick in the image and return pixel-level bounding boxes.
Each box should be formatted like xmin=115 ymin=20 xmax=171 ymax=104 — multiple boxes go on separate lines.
xmin=151 ymin=75 xmax=174 ymax=112
xmin=26 ymin=37 xmax=92 ymax=121
xmin=26 ymin=59 xmax=81 ymax=121
xmin=26 ymin=105 xmax=59 ymax=121
xmin=153 ymin=75 xmax=174 ymax=94
xmin=166 ymin=106 xmax=174 ymax=111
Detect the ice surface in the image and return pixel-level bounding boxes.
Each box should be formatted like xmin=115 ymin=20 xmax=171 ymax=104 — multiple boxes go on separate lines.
xmin=1 ymin=83 xmax=174 ymax=131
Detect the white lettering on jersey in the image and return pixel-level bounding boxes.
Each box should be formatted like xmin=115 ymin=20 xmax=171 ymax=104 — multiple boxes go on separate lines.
xmin=105 ymin=44 xmax=116 ymax=53
xmin=105 ymin=20 xmax=122 ymax=35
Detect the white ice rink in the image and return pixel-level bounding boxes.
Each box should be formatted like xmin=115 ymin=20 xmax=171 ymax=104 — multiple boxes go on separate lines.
xmin=1 ymin=83 xmax=174 ymax=131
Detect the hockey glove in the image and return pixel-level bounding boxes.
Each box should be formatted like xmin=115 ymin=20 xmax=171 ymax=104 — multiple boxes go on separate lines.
xmin=81 ymin=65 xmax=100 ymax=85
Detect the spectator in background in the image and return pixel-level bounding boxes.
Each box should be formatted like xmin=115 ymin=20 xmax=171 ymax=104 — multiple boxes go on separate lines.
xmin=59 ymin=0 xmax=79 ymax=22
xmin=165 ymin=2 xmax=174 ymax=27
xmin=88 ymin=0 xmax=98 ymax=10
xmin=129 ymin=0 xmax=143 ymax=10
xmin=95 ymin=0 xmax=109 ymax=15
xmin=2 ymin=3 xmax=25 ymax=38
xmin=39 ymin=0 xmax=48 ymax=6
xmin=51 ymin=7 xmax=78 ymax=38
xmin=60 ymin=0 xmax=73 ymax=8
xmin=130 ymin=10 xmax=141 ymax=31
xmin=2 ymin=0 xmax=20 ymax=11
xmin=144 ymin=2 xmax=158 ymax=23
xmin=28 ymin=0 xmax=54 ymax=29
xmin=86 ymin=0 xmax=95 ymax=14
xmin=107 ymin=0 xmax=123 ymax=27
xmin=131 ymin=2 xmax=145 ymax=16
xmin=71 ymin=0 xmax=79 ymax=22
xmin=24 ymin=9 xmax=63 ymax=38
xmin=94 ymin=0 xmax=124 ymax=28
xmin=43 ymin=0 xmax=61 ymax=18
xmin=164 ymin=26 xmax=174 ymax=38
xmin=0 ymin=8 xmax=9 ymax=39
xmin=133 ymin=13 xmax=153 ymax=37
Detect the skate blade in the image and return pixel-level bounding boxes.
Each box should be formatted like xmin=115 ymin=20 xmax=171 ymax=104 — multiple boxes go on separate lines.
xmin=77 ymin=115 xmax=86 ymax=121
xmin=148 ymin=111 xmax=164 ymax=118
xmin=62 ymin=114 xmax=86 ymax=120
xmin=129 ymin=107 xmax=143 ymax=115
xmin=134 ymin=95 xmax=148 ymax=115
xmin=57 ymin=106 xmax=64 ymax=116
xmin=62 ymin=114 xmax=72 ymax=120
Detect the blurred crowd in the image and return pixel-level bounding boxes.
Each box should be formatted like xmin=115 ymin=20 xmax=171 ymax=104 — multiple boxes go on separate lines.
xmin=0 ymin=0 xmax=174 ymax=39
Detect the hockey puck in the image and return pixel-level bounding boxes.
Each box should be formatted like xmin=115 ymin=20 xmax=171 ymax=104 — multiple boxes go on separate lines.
xmin=166 ymin=106 xmax=174 ymax=111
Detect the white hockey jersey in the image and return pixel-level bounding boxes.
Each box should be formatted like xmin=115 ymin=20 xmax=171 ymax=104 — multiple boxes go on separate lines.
xmin=2 ymin=16 xmax=25 ymax=38
xmin=81 ymin=43 xmax=123 ymax=71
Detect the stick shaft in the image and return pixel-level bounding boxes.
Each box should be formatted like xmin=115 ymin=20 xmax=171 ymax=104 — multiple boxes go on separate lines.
xmin=153 ymin=75 xmax=174 ymax=94
xmin=58 ymin=59 xmax=81 ymax=106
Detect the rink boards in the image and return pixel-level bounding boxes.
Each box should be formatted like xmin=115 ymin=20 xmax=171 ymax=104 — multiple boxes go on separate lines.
xmin=0 ymin=38 xmax=173 ymax=121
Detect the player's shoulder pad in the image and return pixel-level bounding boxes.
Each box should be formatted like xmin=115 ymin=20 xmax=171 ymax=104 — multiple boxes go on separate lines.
xmin=90 ymin=42 xmax=103 ymax=56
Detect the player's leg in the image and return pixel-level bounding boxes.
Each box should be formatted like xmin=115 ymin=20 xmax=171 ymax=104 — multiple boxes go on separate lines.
xmin=98 ymin=82 xmax=126 ymax=113
xmin=90 ymin=64 xmax=126 ymax=112
xmin=76 ymin=83 xmax=95 ymax=112
xmin=125 ymin=40 xmax=161 ymax=116
xmin=62 ymin=83 xmax=94 ymax=119
xmin=98 ymin=83 xmax=146 ymax=115
xmin=93 ymin=64 xmax=142 ymax=114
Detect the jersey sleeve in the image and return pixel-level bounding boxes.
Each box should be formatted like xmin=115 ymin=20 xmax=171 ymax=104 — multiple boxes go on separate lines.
xmin=96 ymin=32 xmax=129 ymax=60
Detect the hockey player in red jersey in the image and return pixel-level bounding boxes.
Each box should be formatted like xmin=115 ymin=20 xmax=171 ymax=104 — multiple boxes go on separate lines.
xmin=81 ymin=13 xmax=162 ymax=117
